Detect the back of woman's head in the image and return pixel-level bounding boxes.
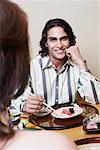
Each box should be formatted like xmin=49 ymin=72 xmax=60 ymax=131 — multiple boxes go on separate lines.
xmin=0 ymin=0 xmax=30 ymax=138
xmin=0 ymin=0 xmax=30 ymax=105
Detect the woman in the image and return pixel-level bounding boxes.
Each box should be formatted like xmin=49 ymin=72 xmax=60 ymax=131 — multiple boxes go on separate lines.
xmin=0 ymin=0 xmax=78 ymax=149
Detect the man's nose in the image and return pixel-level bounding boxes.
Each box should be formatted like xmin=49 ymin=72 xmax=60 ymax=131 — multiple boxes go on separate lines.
xmin=56 ymin=40 xmax=62 ymax=48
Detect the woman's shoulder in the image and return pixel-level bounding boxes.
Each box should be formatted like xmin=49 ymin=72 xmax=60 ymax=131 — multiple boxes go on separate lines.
xmin=4 ymin=130 xmax=78 ymax=150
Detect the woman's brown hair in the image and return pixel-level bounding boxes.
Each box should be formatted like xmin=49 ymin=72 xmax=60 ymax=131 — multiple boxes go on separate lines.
xmin=0 ymin=0 xmax=30 ymax=138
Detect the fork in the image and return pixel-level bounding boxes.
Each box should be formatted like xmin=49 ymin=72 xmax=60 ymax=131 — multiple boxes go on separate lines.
xmin=43 ymin=102 xmax=57 ymax=114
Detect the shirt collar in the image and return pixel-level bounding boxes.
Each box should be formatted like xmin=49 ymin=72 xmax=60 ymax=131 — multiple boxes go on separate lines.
xmin=41 ymin=56 xmax=73 ymax=70
xmin=41 ymin=56 xmax=52 ymax=69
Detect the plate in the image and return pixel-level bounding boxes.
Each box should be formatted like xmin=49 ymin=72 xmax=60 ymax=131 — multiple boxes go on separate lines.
xmin=83 ymin=128 xmax=100 ymax=134
xmin=78 ymin=143 xmax=100 ymax=150
xmin=83 ymin=113 xmax=100 ymax=133
xmin=75 ymin=137 xmax=100 ymax=150
xmin=51 ymin=106 xmax=83 ymax=119
xmin=36 ymin=108 xmax=52 ymax=117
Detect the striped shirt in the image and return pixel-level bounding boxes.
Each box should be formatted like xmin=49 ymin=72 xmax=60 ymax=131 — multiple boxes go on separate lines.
xmin=10 ymin=55 xmax=100 ymax=114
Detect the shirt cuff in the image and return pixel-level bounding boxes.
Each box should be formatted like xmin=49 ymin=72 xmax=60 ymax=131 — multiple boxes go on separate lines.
xmin=20 ymin=101 xmax=26 ymax=112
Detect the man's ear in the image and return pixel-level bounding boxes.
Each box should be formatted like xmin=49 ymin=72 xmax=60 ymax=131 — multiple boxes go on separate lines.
xmin=45 ymin=43 xmax=48 ymax=47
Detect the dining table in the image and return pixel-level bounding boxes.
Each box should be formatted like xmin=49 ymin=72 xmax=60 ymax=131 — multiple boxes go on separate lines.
xmin=16 ymin=95 xmax=100 ymax=144
xmin=56 ymin=103 xmax=100 ymax=142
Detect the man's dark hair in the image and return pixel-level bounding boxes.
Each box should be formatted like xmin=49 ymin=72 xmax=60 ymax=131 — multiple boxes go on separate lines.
xmin=39 ymin=18 xmax=76 ymax=57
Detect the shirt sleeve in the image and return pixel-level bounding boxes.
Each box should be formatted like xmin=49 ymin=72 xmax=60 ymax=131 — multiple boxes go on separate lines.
xmin=78 ymin=69 xmax=100 ymax=104
xmin=9 ymin=85 xmax=32 ymax=115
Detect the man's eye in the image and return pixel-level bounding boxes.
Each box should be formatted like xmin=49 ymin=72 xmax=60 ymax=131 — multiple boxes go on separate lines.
xmin=61 ymin=39 xmax=66 ymax=42
xmin=48 ymin=37 xmax=57 ymax=41
xmin=61 ymin=36 xmax=69 ymax=41
xmin=50 ymin=38 xmax=56 ymax=41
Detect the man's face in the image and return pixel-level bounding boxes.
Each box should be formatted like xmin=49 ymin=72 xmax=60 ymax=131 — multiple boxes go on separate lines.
xmin=46 ymin=26 xmax=70 ymax=63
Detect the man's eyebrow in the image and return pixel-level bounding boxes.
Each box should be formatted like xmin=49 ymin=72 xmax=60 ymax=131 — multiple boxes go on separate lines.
xmin=48 ymin=36 xmax=68 ymax=40
xmin=60 ymin=36 xmax=68 ymax=40
xmin=48 ymin=37 xmax=57 ymax=40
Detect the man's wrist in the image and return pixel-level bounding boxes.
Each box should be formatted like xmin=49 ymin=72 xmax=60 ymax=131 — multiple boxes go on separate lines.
xmin=78 ymin=59 xmax=90 ymax=72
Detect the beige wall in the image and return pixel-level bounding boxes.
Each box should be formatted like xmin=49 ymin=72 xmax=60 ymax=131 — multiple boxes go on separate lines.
xmin=13 ymin=0 xmax=100 ymax=78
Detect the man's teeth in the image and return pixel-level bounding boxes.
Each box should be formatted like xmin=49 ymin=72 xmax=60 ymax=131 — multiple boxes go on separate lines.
xmin=56 ymin=50 xmax=65 ymax=53
xmin=56 ymin=49 xmax=65 ymax=51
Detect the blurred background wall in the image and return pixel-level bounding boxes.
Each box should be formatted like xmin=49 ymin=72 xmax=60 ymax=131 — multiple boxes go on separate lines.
xmin=13 ymin=0 xmax=100 ymax=78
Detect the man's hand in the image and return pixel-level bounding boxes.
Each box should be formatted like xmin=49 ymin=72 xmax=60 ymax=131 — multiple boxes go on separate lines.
xmin=66 ymin=46 xmax=89 ymax=71
xmin=23 ymin=95 xmax=44 ymax=115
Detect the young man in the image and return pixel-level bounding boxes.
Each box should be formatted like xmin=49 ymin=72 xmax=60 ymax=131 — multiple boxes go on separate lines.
xmin=10 ymin=18 xmax=100 ymax=115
